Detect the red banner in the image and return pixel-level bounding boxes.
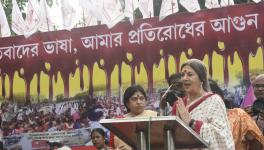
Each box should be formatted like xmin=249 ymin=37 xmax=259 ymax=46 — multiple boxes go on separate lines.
xmin=0 ymin=2 xmax=263 ymax=101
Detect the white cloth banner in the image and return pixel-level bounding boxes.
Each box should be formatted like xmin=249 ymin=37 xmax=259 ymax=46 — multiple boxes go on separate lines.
xmin=61 ymin=0 xmax=77 ymax=30
xmin=49 ymin=0 xmax=64 ymax=30
xmin=253 ymin=0 xmax=262 ymax=3
xmin=24 ymin=0 xmax=42 ymax=37
xmin=138 ymin=0 xmax=154 ymax=18
xmin=11 ymin=0 xmax=27 ymax=35
xmin=0 ymin=1 xmax=11 ymax=37
xmin=81 ymin=0 xmax=103 ymax=23
xmin=179 ymin=0 xmax=200 ymax=13
xmin=100 ymin=0 xmax=125 ymax=29
xmin=220 ymin=0 xmax=234 ymax=7
xmin=205 ymin=0 xmax=220 ymax=9
xmin=124 ymin=0 xmax=139 ymax=24
xmin=39 ymin=0 xmax=55 ymax=32
xmin=81 ymin=8 xmax=98 ymax=26
xmin=159 ymin=0 xmax=179 ymax=21
xmin=78 ymin=0 xmax=98 ymax=27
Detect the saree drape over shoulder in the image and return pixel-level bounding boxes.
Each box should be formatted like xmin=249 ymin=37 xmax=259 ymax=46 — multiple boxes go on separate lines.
xmin=172 ymin=93 xmax=235 ymax=150
xmin=228 ymin=108 xmax=264 ymax=150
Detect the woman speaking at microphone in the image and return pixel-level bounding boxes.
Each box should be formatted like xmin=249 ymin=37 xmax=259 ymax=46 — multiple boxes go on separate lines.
xmin=172 ymin=59 xmax=234 ymax=150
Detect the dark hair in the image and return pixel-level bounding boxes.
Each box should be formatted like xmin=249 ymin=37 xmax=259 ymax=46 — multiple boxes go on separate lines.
xmin=0 ymin=141 xmax=3 ymax=150
xmin=91 ymin=128 xmax=106 ymax=138
xmin=208 ymin=79 xmax=224 ymax=98
xmin=48 ymin=141 xmax=63 ymax=148
xmin=181 ymin=59 xmax=210 ymax=92
xmin=123 ymin=85 xmax=147 ymax=112
xmin=167 ymin=73 xmax=182 ymax=86
xmin=208 ymin=79 xmax=234 ymax=109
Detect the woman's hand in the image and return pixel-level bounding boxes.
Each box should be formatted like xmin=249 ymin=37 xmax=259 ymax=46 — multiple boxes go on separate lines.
xmin=115 ymin=145 xmax=130 ymax=150
xmin=175 ymin=99 xmax=192 ymax=125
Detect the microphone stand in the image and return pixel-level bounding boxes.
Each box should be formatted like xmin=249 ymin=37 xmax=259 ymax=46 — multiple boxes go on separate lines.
xmin=159 ymin=84 xmax=174 ymax=116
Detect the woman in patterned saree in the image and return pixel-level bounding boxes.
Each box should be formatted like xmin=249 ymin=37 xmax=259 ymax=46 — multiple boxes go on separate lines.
xmin=209 ymin=79 xmax=264 ymax=150
xmin=171 ymin=59 xmax=235 ymax=149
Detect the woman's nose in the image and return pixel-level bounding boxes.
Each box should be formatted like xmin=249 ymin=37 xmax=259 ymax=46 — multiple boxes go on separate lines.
xmin=136 ymin=99 xmax=142 ymax=103
xmin=182 ymin=74 xmax=187 ymax=80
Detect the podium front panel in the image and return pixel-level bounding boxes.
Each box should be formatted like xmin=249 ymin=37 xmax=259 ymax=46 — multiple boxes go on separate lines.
xmin=100 ymin=116 xmax=209 ymax=149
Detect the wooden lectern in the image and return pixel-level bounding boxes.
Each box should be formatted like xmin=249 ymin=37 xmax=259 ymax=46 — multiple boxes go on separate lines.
xmin=100 ymin=116 xmax=209 ymax=150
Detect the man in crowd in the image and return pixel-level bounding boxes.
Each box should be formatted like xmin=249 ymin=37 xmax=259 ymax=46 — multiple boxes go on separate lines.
xmin=253 ymin=74 xmax=264 ymax=101
xmin=159 ymin=73 xmax=185 ymax=116
xmin=252 ymin=74 xmax=264 ymax=133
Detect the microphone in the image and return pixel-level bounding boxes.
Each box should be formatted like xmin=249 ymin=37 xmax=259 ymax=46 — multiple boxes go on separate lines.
xmin=159 ymin=81 xmax=184 ymax=116
xmin=161 ymin=84 xmax=174 ymax=99
xmin=159 ymin=83 xmax=178 ymax=116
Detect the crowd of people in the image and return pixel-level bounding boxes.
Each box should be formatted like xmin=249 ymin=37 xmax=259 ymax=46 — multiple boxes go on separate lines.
xmin=0 ymin=96 xmax=124 ymax=137
xmin=0 ymin=59 xmax=264 ymax=150
xmin=0 ymin=93 xmax=165 ymax=138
